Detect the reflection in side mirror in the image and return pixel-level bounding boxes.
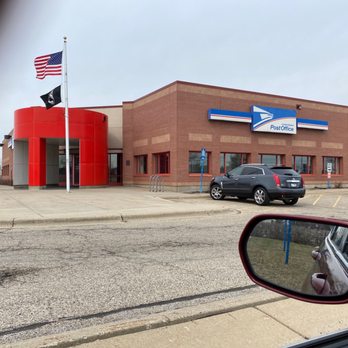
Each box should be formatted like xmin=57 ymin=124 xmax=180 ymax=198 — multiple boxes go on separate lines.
xmin=239 ymin=214 xmax=348 ymax=304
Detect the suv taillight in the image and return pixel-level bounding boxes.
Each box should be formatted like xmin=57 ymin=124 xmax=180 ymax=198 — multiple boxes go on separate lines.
xmin=273 ymin=174 xmax=281 ymax=187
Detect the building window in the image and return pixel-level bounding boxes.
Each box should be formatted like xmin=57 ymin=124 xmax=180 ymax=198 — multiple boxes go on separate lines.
xmin=259 ymin=154 xmax=283 ymax=166
xmin=323 ymin=156 xmax=341 ymax=174
xmin=220 ymin=153 xmax=248 ymax=173
xmin=292 ymin=156 xmax=313 ymax=174
xmin=189 ymin=151 xmax=209 ymax=174
xmin=135 ymin=155 xmax=148 ymax=174
xmin=153 ymin=152 xmax=170 ymax=174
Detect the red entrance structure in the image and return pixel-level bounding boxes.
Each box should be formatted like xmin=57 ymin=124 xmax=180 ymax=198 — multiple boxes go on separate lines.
xmin=14 ymin=107 xmax=108 ymax=188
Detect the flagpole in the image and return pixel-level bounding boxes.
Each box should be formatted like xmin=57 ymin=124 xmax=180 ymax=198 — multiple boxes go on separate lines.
xmin=63 ymin=36 xmax=70 ymax=192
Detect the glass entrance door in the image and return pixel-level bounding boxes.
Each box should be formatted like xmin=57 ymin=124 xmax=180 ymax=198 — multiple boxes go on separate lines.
xmin=59 ymin=153 xmax=80 ymax=187
xmin=108 ymin=153 xmax=122 ymax=185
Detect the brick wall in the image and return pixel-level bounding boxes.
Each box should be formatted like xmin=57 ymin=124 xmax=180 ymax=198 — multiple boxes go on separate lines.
xmin=123 ymin=81 xmax=348 ymax=191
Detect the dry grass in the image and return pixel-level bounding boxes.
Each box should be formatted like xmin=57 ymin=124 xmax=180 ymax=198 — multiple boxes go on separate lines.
xmin=247 ymin=236 xmax=315 ymax=292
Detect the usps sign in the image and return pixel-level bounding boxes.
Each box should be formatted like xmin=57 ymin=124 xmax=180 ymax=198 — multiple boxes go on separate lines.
xmin=251 ymin=106 xmax=297 ymax=134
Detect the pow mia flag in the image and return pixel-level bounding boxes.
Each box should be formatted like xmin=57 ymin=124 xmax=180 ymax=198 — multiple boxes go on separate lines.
xmin=40 ymin=85 xmax=62 ymax=109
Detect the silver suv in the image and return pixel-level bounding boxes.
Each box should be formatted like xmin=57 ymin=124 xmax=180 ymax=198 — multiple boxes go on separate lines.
xmin=210 ymin=164 xmax=305 ymax=206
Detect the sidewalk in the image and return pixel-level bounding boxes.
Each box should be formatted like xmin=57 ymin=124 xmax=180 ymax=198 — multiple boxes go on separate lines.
xmin=0 ymin=185 xmax=236 ymax=227
xmin=4 ymin=290 xmax=348 ymax=348
xmin=1 ymin=185 xmax=347 ymax=227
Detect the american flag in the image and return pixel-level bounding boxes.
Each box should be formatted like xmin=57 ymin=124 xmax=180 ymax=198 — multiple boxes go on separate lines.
xmin=34 ymin=51 xmax=62 ymax=79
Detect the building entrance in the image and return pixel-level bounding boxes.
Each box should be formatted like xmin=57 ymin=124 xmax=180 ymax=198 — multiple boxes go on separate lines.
xmin=108 ymin=153 xmax=122 ymax=185
xmin=59 ymin=153 xmax=80 ymax=187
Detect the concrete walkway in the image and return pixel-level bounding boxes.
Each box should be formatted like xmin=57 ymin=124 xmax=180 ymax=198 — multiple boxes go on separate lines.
xmin=0 ymin=185 xmax=235 ymax=227
xmin=5 ymin=291 xmax=348 ymax=348
xmin=1 ymin=185 xmax=347 ymax=347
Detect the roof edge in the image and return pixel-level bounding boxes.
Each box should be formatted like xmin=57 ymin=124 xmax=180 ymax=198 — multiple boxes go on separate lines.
xmin=173 ymin=80 xmax=348 ymax=109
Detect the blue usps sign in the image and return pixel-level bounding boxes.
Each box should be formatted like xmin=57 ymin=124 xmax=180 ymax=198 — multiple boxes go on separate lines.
xmin=209 ymin=107 xmax=328 ymax=133
xmin=251 ymin=105 xmax=297 ymax=134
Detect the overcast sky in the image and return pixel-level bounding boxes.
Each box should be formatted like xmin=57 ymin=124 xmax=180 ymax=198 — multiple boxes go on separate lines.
xmin=1 ymin=0 xmax=348 ymax=145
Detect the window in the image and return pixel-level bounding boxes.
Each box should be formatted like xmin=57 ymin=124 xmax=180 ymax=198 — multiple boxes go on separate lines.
xmin=331 ymin=226 xmax=347 ymax=250
xmin=228 ymin=166 xmax=244 ymax=176
xmin=331 ymin=226 xmax=348 ymax=262
xmin=323 ymin=157 xmax=341 ymax=174
xmin=220 ymin=153 xmax=248 ymax=173
xmin=189 ymin=151 xmax=209 ymax=174
xmin=293 ymin=156 xmax=313 ymax=174
xmin=241 ymin=167 xmax=263 ymax=175
xmin=259 ymin=154 xmax=283 ymax=166
xmin=153 ymin=152 xmax=170 ymax=174
xmin=135 ymin=155 xmax=147 ymax=174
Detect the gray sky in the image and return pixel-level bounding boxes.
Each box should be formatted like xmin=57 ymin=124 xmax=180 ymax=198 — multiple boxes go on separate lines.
xmin=1 ymin=0 xmax=348 ymax=144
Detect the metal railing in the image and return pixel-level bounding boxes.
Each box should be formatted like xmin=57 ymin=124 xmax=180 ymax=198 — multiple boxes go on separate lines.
xmin=149 ymin=175 xmax=164 ymax=192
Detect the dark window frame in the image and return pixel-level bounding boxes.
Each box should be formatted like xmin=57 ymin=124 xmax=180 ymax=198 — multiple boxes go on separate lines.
xmin=153 ymin=152 xmax=170 ymax=174
xmin=292 ymin=155 xmax=313 ymax=174
xmin=220 ymin=152 xmax=248 ymax=173
xmin=189 ymin=151 xmax=210 ymax=174
xmin=135 ymin=154 xmax=148 ymax=175
xmin=322 ymin=156 xmax=342 ymax=175
xmin=259 ymin=154 xmax=284 ymax=166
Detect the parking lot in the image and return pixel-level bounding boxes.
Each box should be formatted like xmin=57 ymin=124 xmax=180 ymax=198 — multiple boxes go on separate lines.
xmin=207 ymin=188 xmax=348 ymax=222
xmin=301 ymin=190 xmax=346 ymax=209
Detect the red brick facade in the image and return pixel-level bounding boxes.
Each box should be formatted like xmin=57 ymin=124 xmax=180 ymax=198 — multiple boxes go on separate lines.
xmin=123 ymin=81 xmax=348 ymax=191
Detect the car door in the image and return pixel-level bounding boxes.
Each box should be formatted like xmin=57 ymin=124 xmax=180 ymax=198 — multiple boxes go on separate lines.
xmin=222 ymin=166 xmax=243 ymax=194
xmin=233 ymin=166 xmax=263 ymax=197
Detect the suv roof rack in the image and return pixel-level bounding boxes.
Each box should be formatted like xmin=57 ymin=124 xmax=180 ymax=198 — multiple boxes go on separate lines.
xmin=243 ymin=163 xmax=267 ymax=166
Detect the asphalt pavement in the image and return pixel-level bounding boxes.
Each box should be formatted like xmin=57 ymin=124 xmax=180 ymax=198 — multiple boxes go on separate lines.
xmin=1 ymin=185 xmax=348 ymax=348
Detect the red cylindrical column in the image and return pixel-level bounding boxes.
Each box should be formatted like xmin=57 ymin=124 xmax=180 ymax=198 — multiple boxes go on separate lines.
xmin=28 ymin=137 xmax=46 ymax=186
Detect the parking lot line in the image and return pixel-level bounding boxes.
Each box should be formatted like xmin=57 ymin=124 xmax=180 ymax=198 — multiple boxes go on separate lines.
xmin=332 ymin=196 xmax=342 ymax=208
xmin=312 ymin=195 xmax=322 ymax=206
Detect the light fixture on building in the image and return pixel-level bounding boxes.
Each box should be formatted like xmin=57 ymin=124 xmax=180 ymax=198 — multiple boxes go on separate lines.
xmin=4 ymin=135 xmax=12 ymax=140
xmin=296 ymin=104 xmax=302 ymax=110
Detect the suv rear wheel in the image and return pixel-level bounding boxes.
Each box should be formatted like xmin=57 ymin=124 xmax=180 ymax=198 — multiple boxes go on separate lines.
xmin=210 ymin=184 xmax=225 ymax=200
xmin=282 ymin=198 xmax=298 ymax=205
xmin=253 ymin=187 xmax=270 ymax=206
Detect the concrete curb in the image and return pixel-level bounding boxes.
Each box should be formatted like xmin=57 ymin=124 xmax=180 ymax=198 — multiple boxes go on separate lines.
xmin=0 ymin=207 xmax=239 ymax=228
xmin=3 ymin=291 xmax=285 ymax=348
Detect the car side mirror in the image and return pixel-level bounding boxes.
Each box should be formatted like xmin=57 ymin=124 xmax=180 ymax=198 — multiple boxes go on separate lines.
xmin=239 ymin=214 xmax=348 ymax=304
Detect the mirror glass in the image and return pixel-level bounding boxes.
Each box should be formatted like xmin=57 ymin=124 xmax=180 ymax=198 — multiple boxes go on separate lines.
xmin=246 ymin=219 xmax=348 ymax=297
